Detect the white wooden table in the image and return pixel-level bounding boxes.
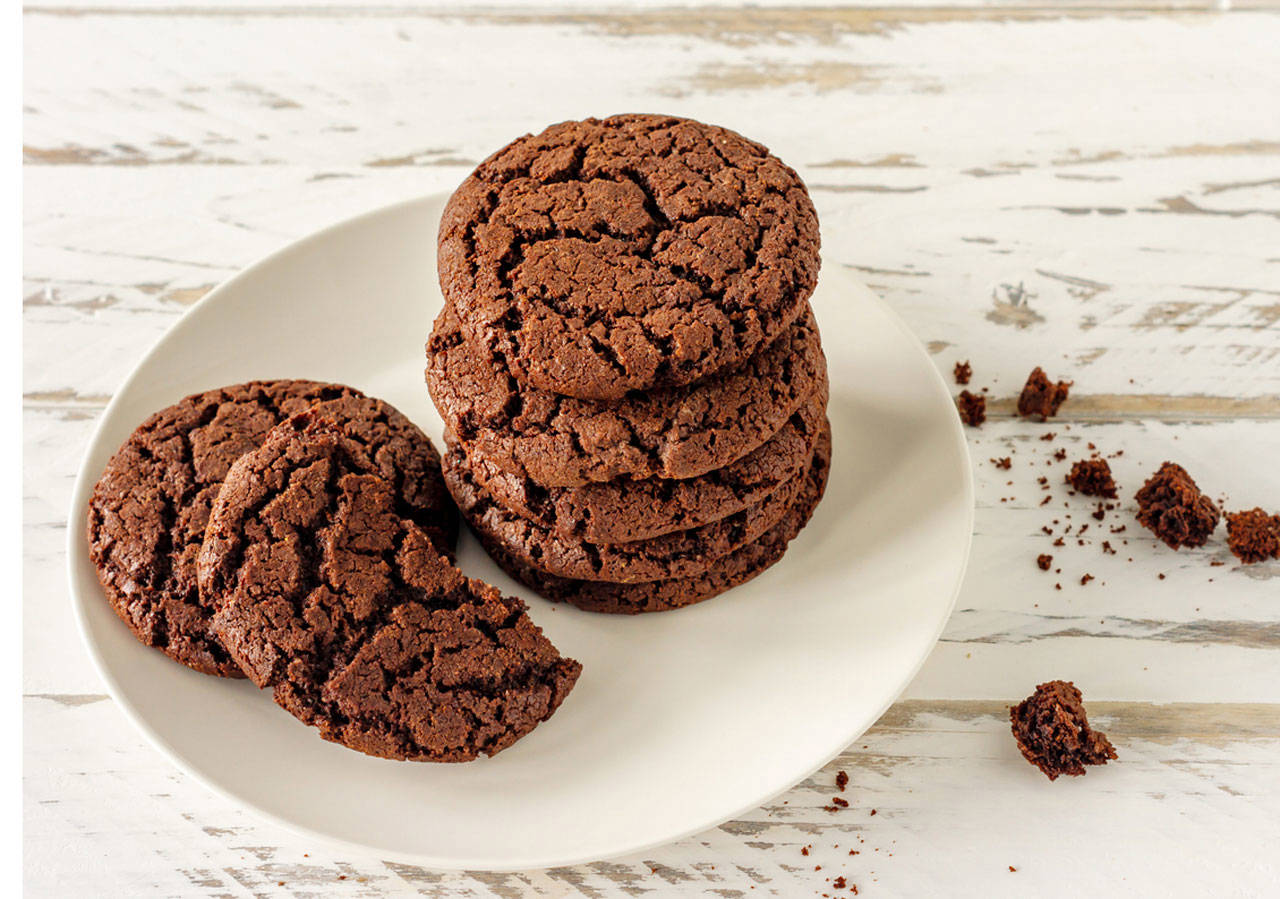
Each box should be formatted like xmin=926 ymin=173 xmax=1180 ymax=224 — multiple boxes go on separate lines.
xmin=23 ymin=2 xmax=1280 ymax=895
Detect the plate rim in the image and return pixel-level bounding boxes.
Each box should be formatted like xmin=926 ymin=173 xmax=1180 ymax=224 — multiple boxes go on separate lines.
xmin=66 ymin=193 xmax=974 ymax=871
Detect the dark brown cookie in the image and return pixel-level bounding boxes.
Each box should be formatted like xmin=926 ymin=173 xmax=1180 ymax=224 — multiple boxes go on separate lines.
xmin=309 ymin=395 xmax=460 ymax=554
xmin=86 ymin=379 xmax=364 ymax=677
xmin=460 ymin=384 xmax=826 ymax=544
xmin=427 ymin=302 xmax=825 ymax=488
xmin=87 ymin=385 xmax=459 ymax=679
xmin=437 ymin=114 xmax=821 ymax=402
xmin=198 ymin=414 xmax=581 ymax=762
xmin=446 ymin=439 xmax=809 ymax=584
xmin=483 ymin=423 xmax=831 ymax=613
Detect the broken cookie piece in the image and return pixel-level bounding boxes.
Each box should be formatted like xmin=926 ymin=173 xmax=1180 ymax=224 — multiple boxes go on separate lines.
xmin=957 ymin=390 xmax=986 ymax=427
xmin=1226 ymin=508 xmax=1280 ymax=564
xmin=1067 ymin=458 xmax=1118 ymax=499
xmin=1010 ymin=680 xmax=1116 ymax=780
xmin=1135 ymin=461 xmax=1220 ymax=549
xmin=1017 ymin=367 xmax=1071 ymax=421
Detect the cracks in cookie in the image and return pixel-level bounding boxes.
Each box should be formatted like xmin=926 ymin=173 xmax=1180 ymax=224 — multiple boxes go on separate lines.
xmin=443 ymin=116 xmax=817 ymax=396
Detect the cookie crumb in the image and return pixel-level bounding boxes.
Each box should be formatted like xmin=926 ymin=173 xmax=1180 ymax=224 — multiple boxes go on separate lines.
xmin=1037 ymin=554 xmax=1053 ymax=571
xmin=836 ymin=770 xmax=849 ymax=792
xmin=1009 ymin=680 xmax=1116 ymax=780
xmin=1067 ymin=458 xmax=1117 ymax=498
xmin=1135 ymin=462 xmax=1220 ymax=549
xmin=1080 ymin=573 xmax=1094 ymax=586
xmin=1040 ymin=432 xmax=1057 ymax=441
xmin=1009 ymin=866 xmax=1017 ymax=873
xmin=1017 ymin=367 xmax=1072 ymax=421
xmin=958 ymin=390 xmax=986 ymax=427
xmin=1226 ymin=508 xmax=1280 ymax=563
xmin=991 ymin=456 xmax=1012 ymax=470
xmin=954 ymin=360 xmax=972 ymax=385
xmin=833 ymin=876 xmax=848 ymax=889
xmin=832 ymin=797 xmax=849 ymax=808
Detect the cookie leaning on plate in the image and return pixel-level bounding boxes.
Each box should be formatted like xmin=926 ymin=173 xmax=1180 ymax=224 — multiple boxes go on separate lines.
xmin=197 ymin=413 xmax=581 ymax=762
xmin=87 ymin=385 xmax=459 ymax=678
xmin=86 ymin=379 xmax=364 ymax=677
xmin=437 ymin=113 xmax=822 ymax=401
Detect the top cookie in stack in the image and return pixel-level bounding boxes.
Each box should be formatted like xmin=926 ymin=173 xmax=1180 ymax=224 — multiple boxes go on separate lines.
xmin=428 ymin=114 xmax=831 ymax=614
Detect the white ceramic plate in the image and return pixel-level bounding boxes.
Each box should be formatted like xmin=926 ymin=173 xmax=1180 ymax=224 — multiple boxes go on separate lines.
xmin=68 ymin=194 xmax=973 ymax=870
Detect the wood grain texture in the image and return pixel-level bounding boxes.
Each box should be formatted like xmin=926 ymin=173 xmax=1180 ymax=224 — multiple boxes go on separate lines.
xmin=22 ymin=3 xmax=1280 ymax=895
xmin=24 ymin=694 xmax=1280 ymax=896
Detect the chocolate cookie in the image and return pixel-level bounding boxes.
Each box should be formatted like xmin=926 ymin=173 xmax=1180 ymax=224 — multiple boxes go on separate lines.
xmin=198 ymin=414 xmax=581 ymax=762
xmin=484 ymin=423 xmax=831 ymax=613
xmin=446 ymin=440 xmax=809 ymax=584
xmin=437 ymin=113 xmax=821 ymax=401
xmin=427 ymin=302 xmax=825 ymax=487
xmin=461 ymin=384 xmax=827 ymax=544
xmin=87 ymin=379 xmax=363 ymax=677
xmin=308 ymin=395 xmax=459 ymax=554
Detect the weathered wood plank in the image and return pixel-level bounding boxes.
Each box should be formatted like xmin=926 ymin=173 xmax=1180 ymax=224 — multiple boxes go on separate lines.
xmin=24 ymin=694 xmax=1280 ymax=896
xmin=22 ymin=9 xmax=1280 ymax=415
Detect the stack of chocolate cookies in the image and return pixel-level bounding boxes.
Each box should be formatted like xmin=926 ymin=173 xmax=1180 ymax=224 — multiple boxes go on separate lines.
xmin=428 ymin=114 xmax=831 ymax=614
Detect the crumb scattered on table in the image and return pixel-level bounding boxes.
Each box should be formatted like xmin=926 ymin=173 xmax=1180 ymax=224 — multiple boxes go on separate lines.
xmin=1135 ymin=462 xmax=1220 ymax=549
xmin=958 ymin=390 xmax=986 ymax=427
xmin=1226 ymin=508 xmax=1280 ymax=563
xmin=1067 ymin=458 xmax=1117 ymax=498
xmin=1017 ymin=367 xmax=1072 ymax=421
xmin=1009 ymin=680 xmax=1116 ymax=780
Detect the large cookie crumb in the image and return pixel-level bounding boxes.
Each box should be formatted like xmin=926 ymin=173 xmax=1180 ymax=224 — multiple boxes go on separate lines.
xmin=1135 ymin=461 xmax=1219 ymax=549
xmin=1017 ymin=367 xmax=1071 ymax=421
xmin=957 ymin=390 xmax=985 ymax=427
xmin=1067 ymin=458 xmax=1117 ymax=498
xmin=1226 ymin=508 xmax=1280 ymax=564
xmin=1010 ymin=680 xmax=1116 ymax=780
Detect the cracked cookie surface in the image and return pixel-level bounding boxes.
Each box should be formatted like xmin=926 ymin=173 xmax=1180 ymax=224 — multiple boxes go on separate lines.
xmin=427 ymin=303 xmax=825 ymax=488
xmin=309 ymin=395 xmax=460 ymax=554
xmin=459 ymin=383 xmax=826 ymax=544
xmin=87 ymin=379 xmax=364 ymax=677
xmin=482 ymin=423 xmax=831 ymax=614
xmin=198 ymin=414 xmax=580 ymax=762
xmin=446 ymin=438 xmax=809 ymax=584
xmin=438 ymin=113 xmax=821 ymax=401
